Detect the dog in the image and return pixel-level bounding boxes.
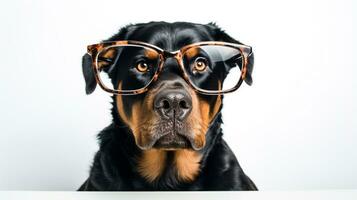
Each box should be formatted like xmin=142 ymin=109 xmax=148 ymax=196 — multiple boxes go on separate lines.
xmin=79 ymin=21 xmax=257 ymax=191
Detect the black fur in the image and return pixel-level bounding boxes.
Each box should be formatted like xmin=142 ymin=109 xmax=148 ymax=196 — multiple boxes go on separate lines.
xmin=79 ymin=22 xmax=257 ymax=191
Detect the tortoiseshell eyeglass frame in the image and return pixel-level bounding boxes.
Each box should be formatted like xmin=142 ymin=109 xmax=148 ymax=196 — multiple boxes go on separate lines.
xmin=87 ymin=40 xmax=252 ymax=95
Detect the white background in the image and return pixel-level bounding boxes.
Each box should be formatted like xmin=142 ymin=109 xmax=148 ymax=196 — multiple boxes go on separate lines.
xmin=0 ymin=0 xmax=356 ymax=191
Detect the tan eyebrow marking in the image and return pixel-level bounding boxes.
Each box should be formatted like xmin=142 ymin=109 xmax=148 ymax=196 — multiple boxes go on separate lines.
xmin=185 ymin=47 xmax=199 ymax=59
xmin=144 ymin=49 xmax=159 ymax=60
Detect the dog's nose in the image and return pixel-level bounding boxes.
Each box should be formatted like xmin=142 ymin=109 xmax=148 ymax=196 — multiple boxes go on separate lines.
xmin=154 ymin=90 xmax=192 ymax=120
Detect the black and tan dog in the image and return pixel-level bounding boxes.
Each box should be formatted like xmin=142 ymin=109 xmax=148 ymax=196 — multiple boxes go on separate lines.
xmin=79 ymin=21 xmax=257 ymax=191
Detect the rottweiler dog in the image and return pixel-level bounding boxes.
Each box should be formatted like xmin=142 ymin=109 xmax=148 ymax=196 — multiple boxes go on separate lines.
xmin=79 ymin=21 xmax=257 ymax=191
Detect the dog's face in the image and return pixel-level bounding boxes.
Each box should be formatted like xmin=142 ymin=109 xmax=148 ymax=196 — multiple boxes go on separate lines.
xmin=82 ymin=22 xmax=254 ymax=151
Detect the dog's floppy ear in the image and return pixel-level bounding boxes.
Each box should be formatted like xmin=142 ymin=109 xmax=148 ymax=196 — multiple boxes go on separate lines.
xmin=205 ymin=23 xmax=254 ymax=85
xmin=81 ymin=24 xmax=139 ymax=94
xmin=82 ymin=53 xmax=97 ymax=94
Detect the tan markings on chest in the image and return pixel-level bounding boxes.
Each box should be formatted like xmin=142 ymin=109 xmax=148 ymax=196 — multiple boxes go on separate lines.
xmin=137 ymin=149 xmax=167 ymax=182
xmin=137 ymin=149 xmax=202 ymax=183
xmin=174 ymin=149 xmax=202 ymax=182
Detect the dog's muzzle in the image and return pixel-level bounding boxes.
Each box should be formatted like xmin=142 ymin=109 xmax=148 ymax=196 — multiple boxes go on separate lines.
xmin=153 ymin=89 xmax=193 ymax=149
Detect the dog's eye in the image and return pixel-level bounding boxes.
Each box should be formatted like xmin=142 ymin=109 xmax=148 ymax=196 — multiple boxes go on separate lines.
xmin=135 ymin=61 xmax=149 ymax=73
xmin=193 ymin=57 xmax=208 ymax=72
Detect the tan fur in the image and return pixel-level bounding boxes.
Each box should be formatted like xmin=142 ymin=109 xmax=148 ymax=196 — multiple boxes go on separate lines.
xmin=131 ymin=102 xmax=144 ymax=146
xmin=116 ymin=83 xmax=158 ymax=148
xmin=137 ymin=149 xmax=202 ymax=182
xmin=185 ymin=47 xmax=199 ymax=59
xmin=174 ymin=149 xmax=202 ymax=181
xmin=186 ymin=87 xmax=222 ymax=150
xmin=144 ymin=49 xmax=159 ymax=60
xmin=116 ymin=82 xmax=131 ymax=126
xmin=138 ymin=149 xmax=167 ymax=182
xmin=186 ymin=89 xmax=208 ymax=149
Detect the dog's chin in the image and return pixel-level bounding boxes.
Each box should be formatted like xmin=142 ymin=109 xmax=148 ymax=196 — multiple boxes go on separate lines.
xmin=153 ymin=131 xmax=192 ymax=150
xmin=136 ymin=132 xmax=204 ymax=151
xmin=135 ymin=120 xmax=205 ymax=151
xmin=136 ymin=130 xmax=202 ymax=151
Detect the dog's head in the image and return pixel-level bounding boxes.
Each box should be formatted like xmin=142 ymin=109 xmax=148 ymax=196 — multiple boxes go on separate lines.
xmin=82 ymin=22 xmax=254 ymax=151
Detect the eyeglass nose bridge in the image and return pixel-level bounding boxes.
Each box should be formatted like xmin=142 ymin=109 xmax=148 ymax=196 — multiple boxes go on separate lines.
xmin=162 ymin=50 xmax=181 ymax=59
xmin=160 ymin=50 xmax=186 ymax=72
xmin=161 ymin=50 xmax=184 ymax=71
xmin=157 ymin=50 xmax=193 ymax=89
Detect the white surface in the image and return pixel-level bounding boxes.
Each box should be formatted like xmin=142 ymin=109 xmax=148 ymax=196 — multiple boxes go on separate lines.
xmin=2 ymin=191 xmax=357 ymax=200
xmin=0 ymin=0 xmax=356 ymax=190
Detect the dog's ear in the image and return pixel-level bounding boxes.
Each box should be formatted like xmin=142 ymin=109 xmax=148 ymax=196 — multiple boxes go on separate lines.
xmin=205 ymin=22 xmax=254 ymax=85
xmin=82 ymin=53 xmax=97 ymax=94
xmin=82 ymin=24 xmax=139 ymax=95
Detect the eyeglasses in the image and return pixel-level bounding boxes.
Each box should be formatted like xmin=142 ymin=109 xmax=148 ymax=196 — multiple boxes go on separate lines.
xmin=86 ymin=40 xmax=252 ymax=95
